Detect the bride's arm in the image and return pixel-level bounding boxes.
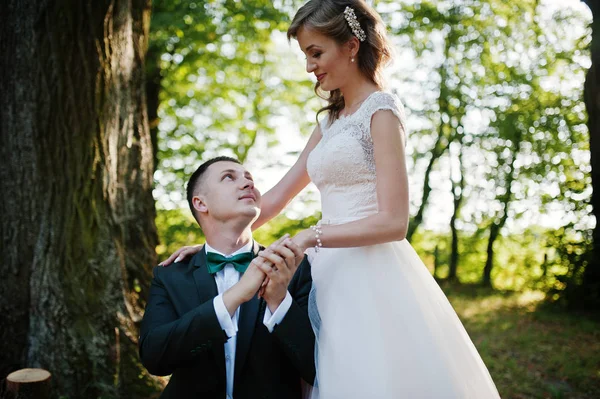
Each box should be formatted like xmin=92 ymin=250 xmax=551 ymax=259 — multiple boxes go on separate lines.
xmin=252 ymin=125 xmax=322 ymax=230
xmin=293 ymin=110 xmax=408 ymax=250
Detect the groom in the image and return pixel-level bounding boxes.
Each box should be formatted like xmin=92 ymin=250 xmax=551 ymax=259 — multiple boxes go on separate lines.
xmin=139 ymin=156 xmax=315 ymax=398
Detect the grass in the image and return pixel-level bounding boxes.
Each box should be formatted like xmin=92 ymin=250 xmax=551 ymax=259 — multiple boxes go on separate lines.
xmin=440 ymin=282 xmax=600 ymax=399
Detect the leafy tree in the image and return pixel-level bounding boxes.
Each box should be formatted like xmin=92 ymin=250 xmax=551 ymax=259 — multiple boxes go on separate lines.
xmin=391 ymin=0 xmax=590 ymax=288
xmin=477 ymin=0 xmax=589 ymax=287
xmin=147 ymin=0 xmax=314 ymax=210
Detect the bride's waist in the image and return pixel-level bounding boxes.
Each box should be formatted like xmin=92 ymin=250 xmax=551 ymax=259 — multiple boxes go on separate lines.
xmin=319 ymin=214 xmax=372 ymax=225
xmin=320 ymin=203 xmax=377 ymax=225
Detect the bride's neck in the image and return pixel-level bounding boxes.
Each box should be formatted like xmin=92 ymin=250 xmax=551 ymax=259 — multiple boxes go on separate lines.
xmin=340 ymin=79 xmax=379 ymax=109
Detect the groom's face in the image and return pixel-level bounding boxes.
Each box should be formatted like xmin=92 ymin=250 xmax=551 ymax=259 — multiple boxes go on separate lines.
xmin=193 ymin=161 xmax=261 ymax=224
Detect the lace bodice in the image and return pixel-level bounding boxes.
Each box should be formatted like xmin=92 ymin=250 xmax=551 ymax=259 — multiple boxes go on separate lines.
xmin=306 ymin=91 xmax=407 ymax=223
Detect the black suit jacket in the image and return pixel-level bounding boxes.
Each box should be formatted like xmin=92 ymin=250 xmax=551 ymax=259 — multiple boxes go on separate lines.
xmin=139 ymin=242 xmax=315 ymax=399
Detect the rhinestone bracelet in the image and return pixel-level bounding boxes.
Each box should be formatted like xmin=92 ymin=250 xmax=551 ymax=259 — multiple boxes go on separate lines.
xmin=310 ymin=225 xmax=323 ymax=252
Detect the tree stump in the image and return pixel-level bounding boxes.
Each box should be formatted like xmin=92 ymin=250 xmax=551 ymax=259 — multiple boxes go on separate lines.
xmin=5 ymin=369 xmax=51 ymax=399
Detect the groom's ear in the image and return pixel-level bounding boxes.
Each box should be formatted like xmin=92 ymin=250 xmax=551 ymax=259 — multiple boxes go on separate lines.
xmin=192 ymin=196 xmax=208 ymax=214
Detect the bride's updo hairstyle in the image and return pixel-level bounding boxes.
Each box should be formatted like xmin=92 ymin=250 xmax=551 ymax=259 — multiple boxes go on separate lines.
xmin=287 ymin=0 xmax=394 ymax=124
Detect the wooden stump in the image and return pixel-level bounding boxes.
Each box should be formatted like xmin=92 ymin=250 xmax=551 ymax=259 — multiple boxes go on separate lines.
xmin=5 ymin=369 xmax=51 ymax=399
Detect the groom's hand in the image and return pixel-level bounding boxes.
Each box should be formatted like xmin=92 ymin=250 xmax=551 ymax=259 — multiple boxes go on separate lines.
xmin=256 ymin=238 xmax=304 ymax=313
xmin=222 ymin=235 xmax=289 ymax=317
xmin=222 ymin=261 xmax=266 ymax=317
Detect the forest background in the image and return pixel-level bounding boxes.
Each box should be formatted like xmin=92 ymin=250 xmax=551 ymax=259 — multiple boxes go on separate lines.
xmin=1 ymin=0 xmax=599 ymax=398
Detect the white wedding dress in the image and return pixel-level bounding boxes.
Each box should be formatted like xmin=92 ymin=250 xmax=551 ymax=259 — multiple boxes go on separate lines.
xmin=304 ymin=92 xmax=500 ymax=398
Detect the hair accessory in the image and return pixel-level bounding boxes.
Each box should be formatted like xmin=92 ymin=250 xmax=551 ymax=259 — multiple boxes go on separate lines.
xmin=343 ymin=6 xmax=366 ymax=42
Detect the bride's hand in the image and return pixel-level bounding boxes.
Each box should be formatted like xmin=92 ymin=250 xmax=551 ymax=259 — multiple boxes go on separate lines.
xmin=291 ymin=229 xmax=315 ymax=253
xmin=159 ymin=244 xmax=204 ymax=266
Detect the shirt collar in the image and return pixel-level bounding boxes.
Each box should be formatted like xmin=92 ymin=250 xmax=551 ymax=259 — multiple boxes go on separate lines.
xmin=205 ymin=239 xmax=254 ymax=258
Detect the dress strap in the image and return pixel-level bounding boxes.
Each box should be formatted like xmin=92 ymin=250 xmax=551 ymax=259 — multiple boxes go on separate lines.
xmin=361 ymin=92 xmax=408 ymax=136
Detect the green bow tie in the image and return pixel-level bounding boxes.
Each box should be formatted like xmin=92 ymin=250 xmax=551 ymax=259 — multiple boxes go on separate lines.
xmin=205 ymin=251 xmax=254 ymax=274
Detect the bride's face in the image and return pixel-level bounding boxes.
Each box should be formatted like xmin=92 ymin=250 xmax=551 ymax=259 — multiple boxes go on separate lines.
xmin=297 ymin=26 xmax=354 ymax=92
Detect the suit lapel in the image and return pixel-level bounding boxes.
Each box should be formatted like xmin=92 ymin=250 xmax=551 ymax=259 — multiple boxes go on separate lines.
xmin=192 ymin=247 xmax=218 ymax=302
xmin=192 ymin=247 xmax=226 ymax=379
xmin=234 ymin=241 xmax=263 ymax=386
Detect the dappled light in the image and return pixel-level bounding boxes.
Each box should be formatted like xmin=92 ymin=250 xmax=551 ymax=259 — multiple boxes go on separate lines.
xmin=2 ymin=0 xmax=599 ymax=398
xmin=153 ymin=0 xmax=599 ymax=394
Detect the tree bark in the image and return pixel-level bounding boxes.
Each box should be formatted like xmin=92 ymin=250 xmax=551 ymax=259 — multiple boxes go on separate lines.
xmin=0 ymin=0 xmax=36 ymax=382
xmin=145 ymin=49 xmax=161 ymax=172
xmin=448 ymin=140 xmax=465 ymax=282
xmin=582 ymin=0 xmax=600 ymax=309
xmin=0 ymin=0 xmax=160 ymax=397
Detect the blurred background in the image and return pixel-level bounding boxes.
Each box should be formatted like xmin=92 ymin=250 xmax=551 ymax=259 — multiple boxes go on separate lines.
xmin=150 ymin=1 xmax=598 ymax=397
xmin=1 ymin=0 xmax=598 ymax=398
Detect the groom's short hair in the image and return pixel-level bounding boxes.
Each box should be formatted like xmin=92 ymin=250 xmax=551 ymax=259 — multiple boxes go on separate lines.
xmin=186 ymin=156 xmax=241 ymax=223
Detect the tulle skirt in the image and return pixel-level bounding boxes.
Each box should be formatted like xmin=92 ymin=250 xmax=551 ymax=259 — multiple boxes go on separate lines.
xmin=305 ymin=239 xmax=500 ymax=399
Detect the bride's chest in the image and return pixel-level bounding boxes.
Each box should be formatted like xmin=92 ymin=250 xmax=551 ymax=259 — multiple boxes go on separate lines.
xmin=307 ymin=125 xmax=376 ymax=185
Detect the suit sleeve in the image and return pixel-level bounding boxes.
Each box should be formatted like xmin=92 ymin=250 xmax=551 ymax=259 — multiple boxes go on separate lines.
xmin=271 ymin=256 xmax=316 ymax=384
xmin=139 ymin=266 xmax=228 ymax=376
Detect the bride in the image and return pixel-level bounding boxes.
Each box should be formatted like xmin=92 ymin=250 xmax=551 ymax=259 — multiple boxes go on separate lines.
xmin=163 ymin=0 xmax=500 ymax=397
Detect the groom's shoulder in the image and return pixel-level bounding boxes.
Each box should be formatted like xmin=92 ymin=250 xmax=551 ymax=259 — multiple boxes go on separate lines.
xmin=153 ymin=254 xmax=199 ymax=280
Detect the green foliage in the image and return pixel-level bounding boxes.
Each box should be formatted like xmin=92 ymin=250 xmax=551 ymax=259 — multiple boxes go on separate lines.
xmin=157 ymin=211 xmax=578 ymax=294
xmin=149 ymin=0 xmax=315 ymax=208
xmin=155 ymin=208 xmax=204 ymax=261
xmin=155 ymin=206 xmax=321 ymax=261
xmin=410 ymin=226 xmax=582 ymax=293
xmin=253 ymin=212 xmax=321 ymax=244
xmin=387 ymin=0 xmax=591 ymax=286
xmin=543 ymin=226 xmax=595 ymax=307
xmin=150 ymin=0 xmax=593 ymax=301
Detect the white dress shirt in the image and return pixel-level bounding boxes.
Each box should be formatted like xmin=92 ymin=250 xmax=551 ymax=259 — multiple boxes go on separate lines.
xmin=208 ymin=241 xmax=293 ymax=399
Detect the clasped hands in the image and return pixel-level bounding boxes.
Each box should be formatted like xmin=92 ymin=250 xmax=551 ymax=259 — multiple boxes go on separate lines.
xmin=161 ymin=234 xmax=306 ymax=315
xmin=222 ymin=234 xmax=304 ymax=315
xmin=242 ymin=234 xmax=304 ymax=313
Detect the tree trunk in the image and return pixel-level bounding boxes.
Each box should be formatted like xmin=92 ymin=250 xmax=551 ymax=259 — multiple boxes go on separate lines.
xmin=146 ymin=50 xmax=161 ymax=172
xmin=448 ymin=222 xmax=460 ymax=281
xmin=448 ymin=140 xmax=465 ymax=282
xmin=482 ymin=224 xmax=499 ymax=287
xmin=582 ymin=0 xmax=600 ymax=310
xmin=407 ymin=133 xmax=449 ymax=241
xmin=433 ymin=245 xmax=440 ymax=279
xmin=0 ymin=0 xmax=36 ymax=382
xmin=482 ymin=143 xmax=519 ymax=287
xmin=0 ymin=0 xmax=160 ymax=397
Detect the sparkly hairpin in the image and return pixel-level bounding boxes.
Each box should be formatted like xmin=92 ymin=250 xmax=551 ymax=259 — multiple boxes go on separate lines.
xmin=343 ymin=6 xmax=366 ymax=42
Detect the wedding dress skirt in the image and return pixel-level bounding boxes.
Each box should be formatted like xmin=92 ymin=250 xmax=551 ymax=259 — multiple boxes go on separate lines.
xmin=307 ymin=238 xmax=500 ymax=398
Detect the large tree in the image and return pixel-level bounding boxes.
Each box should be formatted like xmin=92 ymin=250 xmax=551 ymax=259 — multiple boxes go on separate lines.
xmin=0 ymin=0 xmax=160 ymax=397
xmin=569 ymin=0 xmax=600 ymax=310
xmin=581 ymin=0 xmax=600 ymax=309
